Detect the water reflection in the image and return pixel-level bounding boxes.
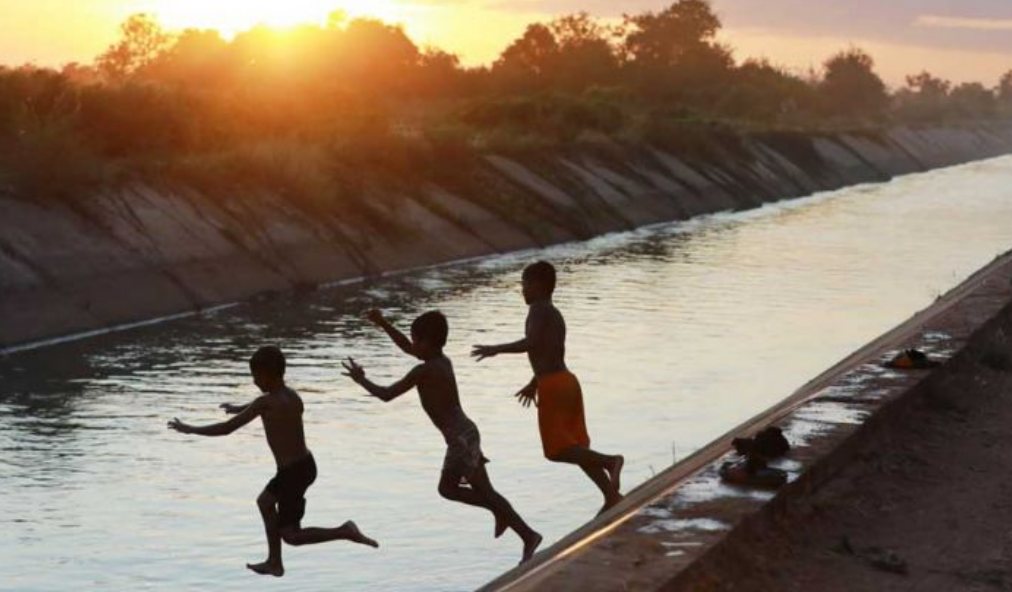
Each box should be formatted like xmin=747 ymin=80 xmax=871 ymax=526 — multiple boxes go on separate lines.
xmin=3 ymin=157 xmax=1012 ymax=591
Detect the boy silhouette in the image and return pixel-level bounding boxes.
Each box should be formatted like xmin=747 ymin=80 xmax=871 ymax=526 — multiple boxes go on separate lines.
xmin=472 ymin=261 xmax=625 ymax=514
xmin=168 ymin=346 xmax=378 ymax=578
xmin=344 ymin=310 xmax=542 ymax=563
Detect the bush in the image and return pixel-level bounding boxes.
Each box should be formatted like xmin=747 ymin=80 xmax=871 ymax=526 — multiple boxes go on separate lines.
xmin=0 ymin=112 xmax=106 ymax=200
xmin=458 ymin=93 xmax=625 ymax=142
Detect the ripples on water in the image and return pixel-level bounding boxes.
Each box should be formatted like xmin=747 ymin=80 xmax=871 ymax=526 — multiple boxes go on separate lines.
xmin=3 ymin=157 xmax=1012 ymax=591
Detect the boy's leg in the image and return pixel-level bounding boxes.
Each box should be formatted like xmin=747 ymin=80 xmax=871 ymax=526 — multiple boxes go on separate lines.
xmin=466 ymin=466 xmax=543 ymax=562
xmin=438 ymin=471 xmax=515 ymax=538
xmin=550 ymin=446 xmax=624 ymax=510
xmin=280 ymin=521 xmax=379 ymax=548
xmin=247 ymin=488 xmax=285 ymax=577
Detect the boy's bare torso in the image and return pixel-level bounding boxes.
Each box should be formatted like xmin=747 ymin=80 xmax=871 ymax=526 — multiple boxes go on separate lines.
xmin=526 ymin=300 xmax=568 ymax=377
xmin=416 ymin=356 xmax=469 ymax=437
xmin=261 ymin=387 xmax=311 ymax=468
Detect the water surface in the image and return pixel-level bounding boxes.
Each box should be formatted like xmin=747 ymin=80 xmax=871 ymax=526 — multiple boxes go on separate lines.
xmin=3 ymin=157 xmax=1012 ymax=591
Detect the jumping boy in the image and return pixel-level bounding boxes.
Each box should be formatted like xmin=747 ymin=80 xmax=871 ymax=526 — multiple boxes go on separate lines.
xmin=168 ymin=346 xmax=378 ymax=578
xmin=343 ymin=309 xmax=542 ymax=563
xmin=472 ymin=261 xmax=625 ymax=515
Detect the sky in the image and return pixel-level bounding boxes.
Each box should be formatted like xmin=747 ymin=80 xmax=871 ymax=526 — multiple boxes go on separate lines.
xmin=2 ymin=0 xmax=1012 ymax=86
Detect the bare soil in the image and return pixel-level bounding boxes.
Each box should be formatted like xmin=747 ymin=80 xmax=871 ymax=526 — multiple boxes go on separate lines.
xmin=723 ymin=314 xmax=1012 ymax=592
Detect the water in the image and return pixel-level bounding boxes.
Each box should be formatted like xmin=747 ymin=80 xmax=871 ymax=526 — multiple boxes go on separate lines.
xmin=3 ymin=156 xmax=1012 ymax=592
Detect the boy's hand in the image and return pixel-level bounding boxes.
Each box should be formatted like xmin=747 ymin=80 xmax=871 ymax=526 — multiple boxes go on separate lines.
xmin=342 ymin=357 xmax=366 ymax=382
xmin=363 ymin=309 xmax=386 ymax=327
xmin=167 ymin=418 xmax=193 ymax=434
xmin=219 ymin=403 xmax=242 ymax=415
xmin=515 ymin=383 xmax=538 ymax=408
xmin=471 ymin=345 xmax=499 ymax=362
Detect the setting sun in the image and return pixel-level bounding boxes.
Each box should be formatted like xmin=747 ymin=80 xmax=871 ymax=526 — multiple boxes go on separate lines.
xmin=145 ymin=0 xmax=403 ymax=36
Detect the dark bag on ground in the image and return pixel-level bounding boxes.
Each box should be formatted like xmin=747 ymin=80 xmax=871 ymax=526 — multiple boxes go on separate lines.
xmin=732 ymin=426 xmax=790 ymax=459
xmin=885 ymin=348 xmax=941 ymax=369
xmin=719 ymin=457 xmax=788 ymax=489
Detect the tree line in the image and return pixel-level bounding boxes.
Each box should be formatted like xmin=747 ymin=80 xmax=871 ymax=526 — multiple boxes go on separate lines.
xmin=2 ymin=1 xmax=1012 ymax=199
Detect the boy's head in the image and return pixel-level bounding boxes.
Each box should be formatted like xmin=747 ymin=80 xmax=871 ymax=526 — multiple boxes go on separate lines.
xmin=410 ymin=311 xmax=448 ymax=358
xmin=522 ymin=260 xmax=556 ymax=304
xmin=250 ymin=346 xmax=286 ymax=392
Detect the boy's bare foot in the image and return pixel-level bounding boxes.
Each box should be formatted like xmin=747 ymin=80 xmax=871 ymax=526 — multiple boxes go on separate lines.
xmin=597 ymin=494 xmax=624 ymax=517
xmin=343 ymin=521 xmax=380 ymax=548
xmin=246 ymin=561 xmax=284 ymax=577
xmin=495 ymin=512 xmax=508 ymax=539
xmin=607 ymin=455 xmax=625 ymax=495
xmin=521 ymin=532 xmax=543 ymax=563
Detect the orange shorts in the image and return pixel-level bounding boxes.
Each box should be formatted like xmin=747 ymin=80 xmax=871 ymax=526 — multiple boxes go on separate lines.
xmin=536 ymin=371 xmax=591 ymax=459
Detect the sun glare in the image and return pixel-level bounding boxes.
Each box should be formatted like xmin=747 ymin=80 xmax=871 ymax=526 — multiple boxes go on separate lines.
xmin=148 ymin=0 xmax=403 ymax=37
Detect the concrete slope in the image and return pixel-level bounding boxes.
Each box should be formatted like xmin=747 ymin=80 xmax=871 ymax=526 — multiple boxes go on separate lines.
xmin=3 ymin=123 xmax=1012 ymax=349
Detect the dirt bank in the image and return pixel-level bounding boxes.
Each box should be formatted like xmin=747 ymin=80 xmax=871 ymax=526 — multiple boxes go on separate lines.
xmin=3 ymin=123 xmax=1012 ymax=348
xmin=701 ymin=292 xmax=1012 ymax=591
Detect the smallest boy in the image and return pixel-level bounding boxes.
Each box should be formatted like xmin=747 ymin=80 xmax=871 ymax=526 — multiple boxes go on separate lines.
xmin=169 ymin=346 xmax=378 ymax=578
xmin=344 ymin=310 xmax=542 ymax=563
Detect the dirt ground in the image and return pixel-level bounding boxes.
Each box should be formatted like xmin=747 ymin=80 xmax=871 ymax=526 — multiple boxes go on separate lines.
xmin=721 ymin=314 xmax=1012 ymax=591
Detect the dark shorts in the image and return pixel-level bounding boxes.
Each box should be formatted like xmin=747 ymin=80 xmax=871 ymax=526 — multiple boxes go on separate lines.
xmin=266 ymin=454 xmax=317 ymax=529
xmin=442 ymin=419 xmax=488 ymax=483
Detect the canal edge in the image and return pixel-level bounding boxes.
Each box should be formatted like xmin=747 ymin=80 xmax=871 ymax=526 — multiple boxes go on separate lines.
xmin=475 ymin=248 xmax=1012 ymax=592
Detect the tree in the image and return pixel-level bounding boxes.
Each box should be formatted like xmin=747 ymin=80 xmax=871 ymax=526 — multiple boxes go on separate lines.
xmin=950 ymin=82 xmax=995 ymax=119
xmin=720 ymin=59 xmax=816 ymax=122
xmin=819 ymin=48 xmax=888 ymax=118
xmin=906 ymin=71 xmax=951 ymax=99
xmin=995 ymin=70 xmax=1012 ymax=117
xmin=547 ymin=12 xmax=621 ymax=92
xmin=895 ymin=71 xmax=952 ymax=121
xmin=492 ymin=23 xmax=560 ymax=92
xmin=622 ymin=0 xmax=721 ymax=66
xmin=97 ymin=14 xmax=171 ymax=80
xmin=412 ymin=48 xmax=467 ymax=97
xmin=336 ymin=19 xmax=421 ymax=95
xmin=142 ymin=29 xmax=231 ymax=87
xmin=620 ymin=0 xmax=732 ymax=100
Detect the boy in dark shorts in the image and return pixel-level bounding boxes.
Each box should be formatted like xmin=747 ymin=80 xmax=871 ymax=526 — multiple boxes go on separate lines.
xmin=343 ymin=310 xmax=542 ymax=563
xmin=168 ymin=346 xmax=378 ymax=578
xmin=472 ymin=261 xmax=625 ymax=515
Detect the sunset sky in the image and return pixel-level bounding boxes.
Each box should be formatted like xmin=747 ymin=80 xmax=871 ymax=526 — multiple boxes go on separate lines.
xmin=2 ymin=0 xmax=1012 ymax=86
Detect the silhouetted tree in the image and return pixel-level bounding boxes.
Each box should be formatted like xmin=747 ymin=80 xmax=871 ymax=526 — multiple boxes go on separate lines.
xmin=548 ymin=12 xmax=621 ymax=92
xmin=143 ymin=29 xmax=231 ymax=87
xmin=719 ymin=59 xmax=816 ymax=122
xmin=492 ymin=23 xmax=560 ymax=93
xmin=413 ymin=48 xmax=469 ymax=97
xmin=620 ymin=0 xmax=732 ymax=101
xmin=337 ymin=19 xmax=421 ymax=95
xmin=97 ymin=14 xmax=171 ymax=80
xmin=950 ymin=82 xmax=996 ymax=119
xmin=895 ymin=71 xmax=952 ymax=121
xmin=819 ymin=48 xmax=888 ymax=119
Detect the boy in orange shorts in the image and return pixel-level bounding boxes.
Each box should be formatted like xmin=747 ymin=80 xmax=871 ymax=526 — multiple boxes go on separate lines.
xmin=473 ymin=261 xmax=624 ymax=514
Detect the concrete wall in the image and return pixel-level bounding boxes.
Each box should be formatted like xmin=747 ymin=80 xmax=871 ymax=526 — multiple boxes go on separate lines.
xmin=3 ymin=123 xmax=1012 ymax=348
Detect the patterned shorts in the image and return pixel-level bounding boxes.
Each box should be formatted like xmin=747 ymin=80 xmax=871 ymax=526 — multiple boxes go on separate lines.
xmin=442 ymin=419 xmax=488 ymax=483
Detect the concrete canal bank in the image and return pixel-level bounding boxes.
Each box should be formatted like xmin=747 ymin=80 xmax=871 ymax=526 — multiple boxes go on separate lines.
xmin=3 ymin=123 xmax=1012 ymax=349
xmin=476 ymin=249 xmax=1012 ymax=592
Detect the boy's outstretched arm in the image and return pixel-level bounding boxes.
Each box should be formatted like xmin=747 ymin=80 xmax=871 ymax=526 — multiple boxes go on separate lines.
xmin=168 ymin=397 xmax=267 ymax=436
xmin=220 ymin=402 xmax=249 ymax=415
xmin=473 ymin=302 xmax=550 ymax=361
xmin=471 ymin=338 xmax=527 ymax=361
xmin=342 ymin=357 xmax=423 ymax=402
xmin=363 ymin=309 xmax=416 ymax=357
